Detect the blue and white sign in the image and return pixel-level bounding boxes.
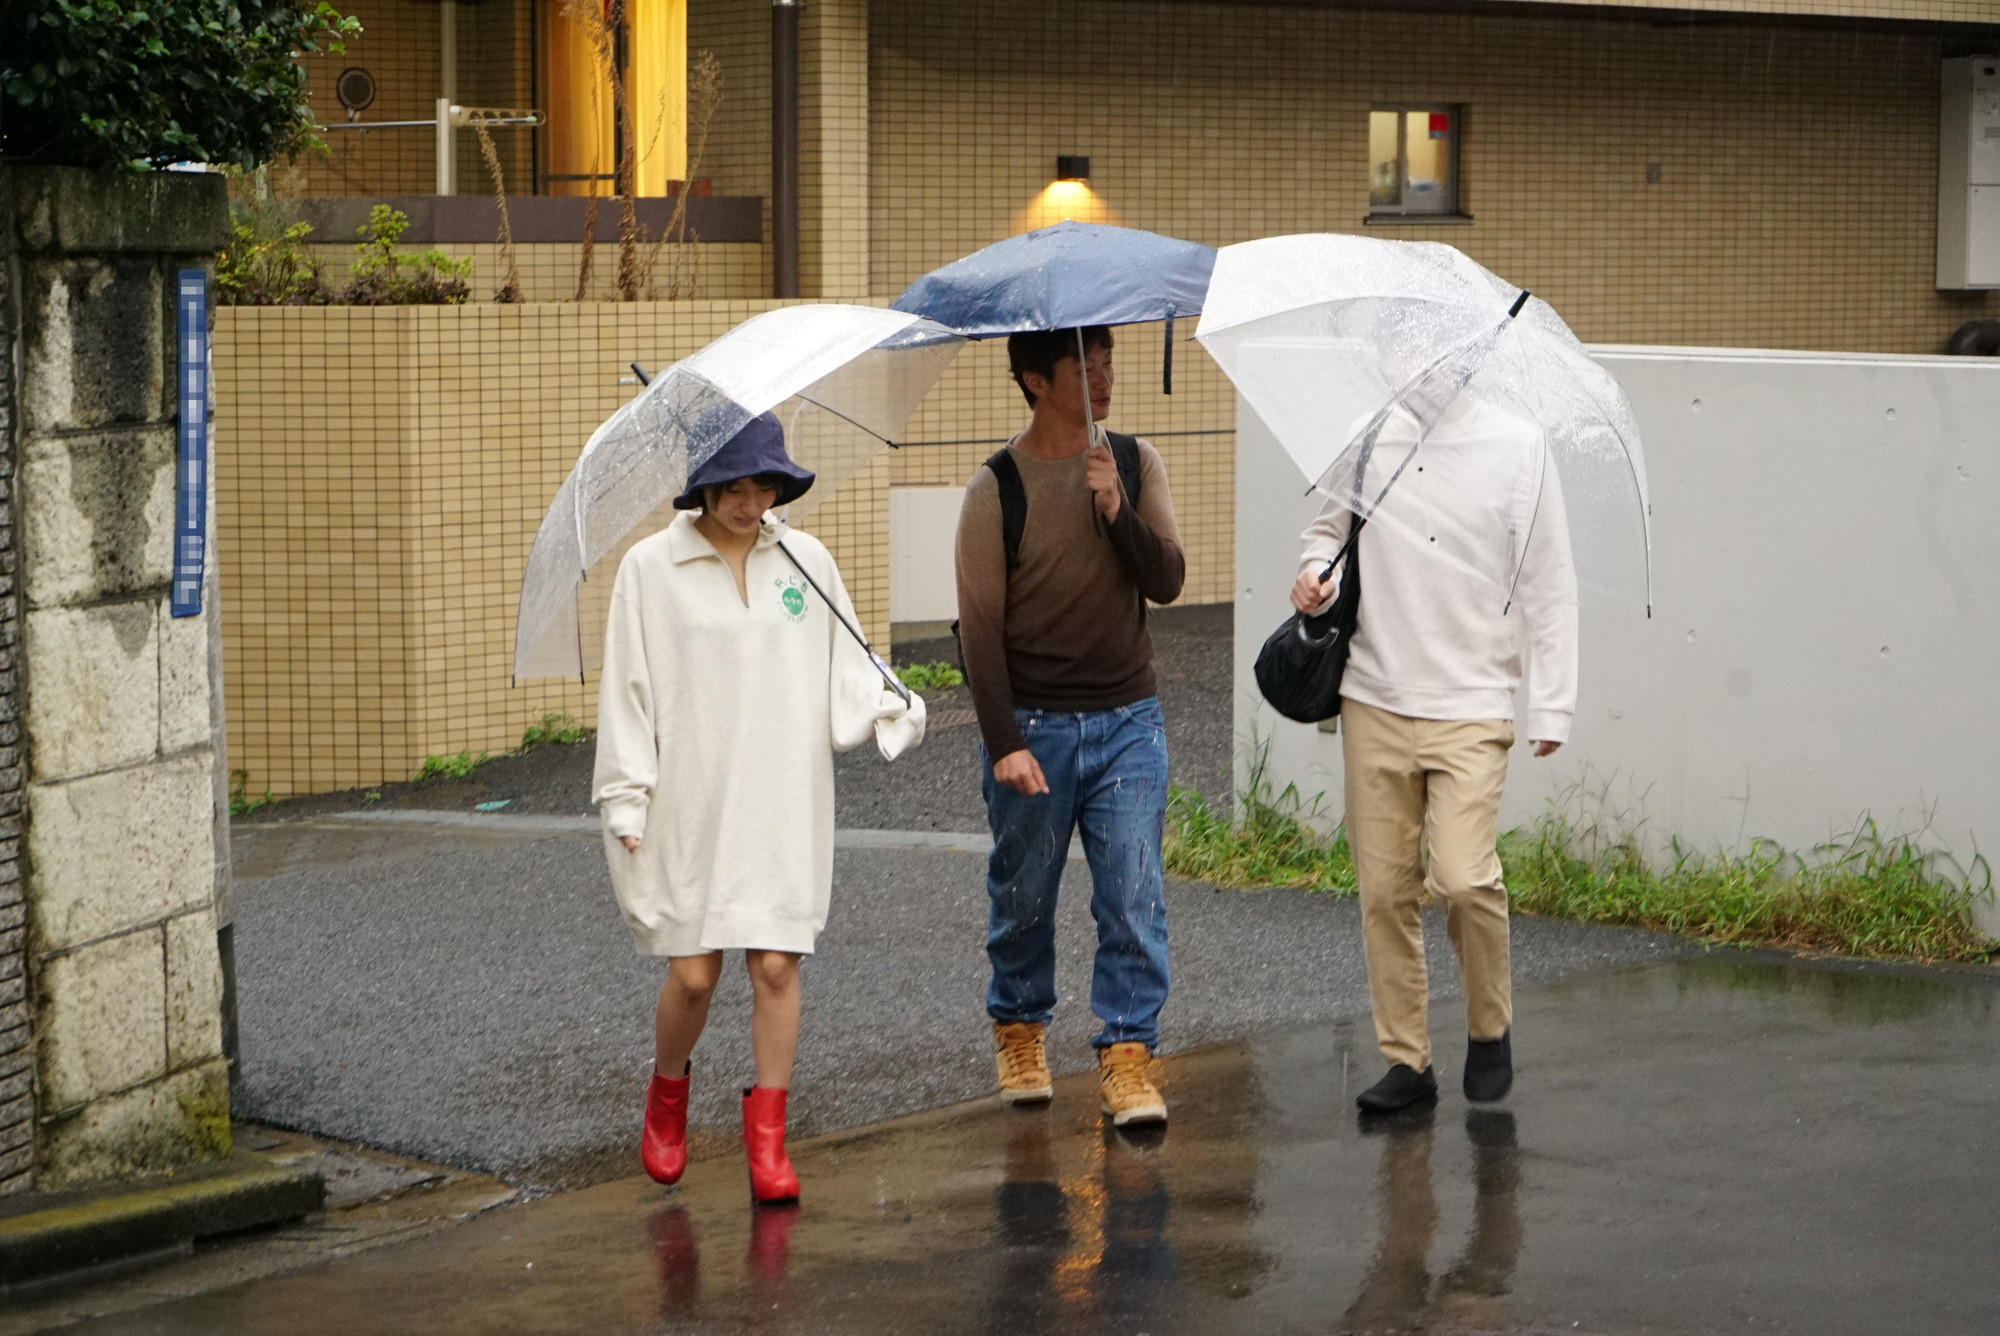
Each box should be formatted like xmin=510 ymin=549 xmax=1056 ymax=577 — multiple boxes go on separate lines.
xmin=172 ymin=269 xmax=209 ymax=618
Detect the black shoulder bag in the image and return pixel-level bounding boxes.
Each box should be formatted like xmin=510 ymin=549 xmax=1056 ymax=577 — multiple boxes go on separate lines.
xmin=1253 ymin=516 xmax=1365 ymax=723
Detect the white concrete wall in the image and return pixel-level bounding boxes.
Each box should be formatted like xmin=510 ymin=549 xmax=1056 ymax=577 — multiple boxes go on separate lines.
xmin=1234 ymin=347 xmax=2000 ymax=938
xmin=888 ymin=486 xmax=964 ymax=624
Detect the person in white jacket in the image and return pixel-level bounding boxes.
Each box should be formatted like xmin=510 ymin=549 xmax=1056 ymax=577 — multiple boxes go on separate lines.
xmin=1290 ymin=392 xmax=1576 ymax=1114
xmin=592 ymin=412 xmax=925 ymax=1203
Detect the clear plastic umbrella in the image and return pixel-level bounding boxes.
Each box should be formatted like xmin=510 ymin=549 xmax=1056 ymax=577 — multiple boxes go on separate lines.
xmin=1195 ymin=233 xmax=1652 ymax=614
xmin=515 ymin=305 xmax=965 ymax=679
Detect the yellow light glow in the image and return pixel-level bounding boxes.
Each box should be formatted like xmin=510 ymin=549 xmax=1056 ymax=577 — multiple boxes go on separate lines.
xmin=1013 ymin=181 xmax=1120 ymax=233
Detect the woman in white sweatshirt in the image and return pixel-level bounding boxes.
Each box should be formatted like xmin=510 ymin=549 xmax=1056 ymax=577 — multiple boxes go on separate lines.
xmin=592 ymin=411 xmax=925 ymax=1203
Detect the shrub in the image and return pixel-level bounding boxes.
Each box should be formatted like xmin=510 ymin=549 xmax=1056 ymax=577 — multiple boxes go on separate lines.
xmin=897 ymin=661 xmax=964 ymax=693
xmin=341 ymin=205 xmax=473 ymax=306
xmin=1 ymin=0 xmax=357 ymax=170
xmin=217 ymin=197 xmax=332 ymax=306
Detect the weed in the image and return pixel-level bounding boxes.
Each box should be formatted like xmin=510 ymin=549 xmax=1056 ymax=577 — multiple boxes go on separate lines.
xmin=1163 ymin=752 xmax=1355 ymax=893
xmin=1504 ymin=816 xmax=1993 ymax=964
xmin=414 ymin=751 xmax=489 ymax=781
xmin=521 ymin=712 xmax=592 ymax=750
xmin=228 ymin=769 xmax=274 ymax=818
xmin=1166 ymin=746 xmax=1994 ymax=964
xmin=362 ymin=790 xmax=382 ymax=804
xmin=343 ymin=205 xmax=473 ymax=305
xmin=897 ymin=661 xmax=965 ymax=693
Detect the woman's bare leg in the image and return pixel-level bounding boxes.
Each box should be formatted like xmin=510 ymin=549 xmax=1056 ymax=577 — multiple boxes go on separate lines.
xmin=745 ymin=950 xmax=802 ymax=1090
xmin=656 ymin=952 xmax=724 ymax=1075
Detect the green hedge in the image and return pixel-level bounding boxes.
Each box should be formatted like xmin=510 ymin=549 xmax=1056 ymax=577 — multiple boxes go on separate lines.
xmin=1 ymin=0 xmax=356 ymax=170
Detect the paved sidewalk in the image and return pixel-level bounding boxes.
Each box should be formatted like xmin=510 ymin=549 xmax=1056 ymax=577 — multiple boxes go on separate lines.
xmin=228 ymin=816 xmax=1693 ymax=1189
xmin=56 ymin=953 xmax=2000 ymax=1336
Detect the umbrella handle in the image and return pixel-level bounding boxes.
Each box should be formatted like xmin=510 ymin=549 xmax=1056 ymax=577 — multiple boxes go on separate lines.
xmin=1077 ymin=327 xmax=1093 ymax=455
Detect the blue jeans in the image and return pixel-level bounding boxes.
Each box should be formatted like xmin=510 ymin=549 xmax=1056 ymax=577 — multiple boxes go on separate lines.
xmin=981 ymin=698 xmax=1171 ymax=1050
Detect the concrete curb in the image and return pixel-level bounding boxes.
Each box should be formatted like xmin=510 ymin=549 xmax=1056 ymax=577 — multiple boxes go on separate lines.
xmin=312 ymin=810 xmax=1089 ymax=861
xmin=0 ymin=1155 xmax=324 ymax=1288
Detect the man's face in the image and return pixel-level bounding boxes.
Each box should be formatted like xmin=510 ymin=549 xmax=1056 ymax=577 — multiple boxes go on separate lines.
xmin=1026 ymin=345 xmax=1114 ymax=423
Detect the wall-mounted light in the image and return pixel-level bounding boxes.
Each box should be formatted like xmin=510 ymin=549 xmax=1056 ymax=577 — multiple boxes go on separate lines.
xmin=1054 ymin=155 xmax=1091 ymax=183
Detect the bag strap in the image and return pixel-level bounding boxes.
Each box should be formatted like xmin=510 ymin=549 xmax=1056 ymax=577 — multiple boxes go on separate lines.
xmin=988 ymin=434 xmax=1141 ymax=575
xmin=1106 ymin=431 xmax=1143 ymax=511
xmin=985 ymin=448 xmax=1028 ymax=573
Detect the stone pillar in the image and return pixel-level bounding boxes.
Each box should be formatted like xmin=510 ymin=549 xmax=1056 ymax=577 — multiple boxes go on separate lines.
xmin=0 ymin=166 xmax=232 ymax=1192
xmin=0 ymin=173 xmax=26 ymax=1196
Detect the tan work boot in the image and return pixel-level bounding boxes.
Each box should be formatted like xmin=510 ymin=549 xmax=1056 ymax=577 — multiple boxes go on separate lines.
xmin=1098 ymin=1042 xmax=1167 ymax=1126
xmin=994 ymin=1021 xmax=1054 ymax=1104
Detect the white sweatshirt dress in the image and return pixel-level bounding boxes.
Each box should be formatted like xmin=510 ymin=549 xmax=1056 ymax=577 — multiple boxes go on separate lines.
xmin=592 ymin=513 xmax=926 ymax=956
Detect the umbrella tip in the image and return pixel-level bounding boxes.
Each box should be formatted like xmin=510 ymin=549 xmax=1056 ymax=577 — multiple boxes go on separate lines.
xmin=1508 ymin=290 xmax=1531 ymax=319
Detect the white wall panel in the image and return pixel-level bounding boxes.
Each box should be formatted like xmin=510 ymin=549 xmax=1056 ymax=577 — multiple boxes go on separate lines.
xmin=889 ymin=486 xmax=965 ymax=624
xmin=1235 ymin=347 xmax=2000 ymax=935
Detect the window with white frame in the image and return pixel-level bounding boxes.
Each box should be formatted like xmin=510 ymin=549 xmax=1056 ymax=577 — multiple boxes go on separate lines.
xmin=1368 ymin=106 xmax=1462 ymax=218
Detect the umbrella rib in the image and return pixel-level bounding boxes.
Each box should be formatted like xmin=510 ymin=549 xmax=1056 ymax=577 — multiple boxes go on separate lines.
xmin=1501 ymin=441 xmax=1549 ymax=617
xmin=791 ymin=392 xmax=899 ymax=446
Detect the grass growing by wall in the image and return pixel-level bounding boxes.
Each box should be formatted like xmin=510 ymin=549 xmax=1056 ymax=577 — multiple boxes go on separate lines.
xmin=1163 ymin=757 xmax=1356 ymax=893
xmin=520 ymin=712 xmax=592 ymax=749
xmin=1163 ymin=764 xmax=1995 ymax=964
xmin=1503 ymin=819 xmax=1992 ymax=963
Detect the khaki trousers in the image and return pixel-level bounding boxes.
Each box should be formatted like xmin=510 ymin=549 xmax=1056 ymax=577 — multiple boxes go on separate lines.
xmin=1341 ymin=698 xmax=1515 ymax=1071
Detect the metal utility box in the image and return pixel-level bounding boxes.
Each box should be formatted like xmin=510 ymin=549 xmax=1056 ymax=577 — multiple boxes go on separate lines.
xmin=1938 ymin=56 xmax=2000 ymax=290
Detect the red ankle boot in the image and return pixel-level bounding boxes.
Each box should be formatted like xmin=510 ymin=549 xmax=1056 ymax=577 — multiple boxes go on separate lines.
xmin=642 ymin=1066 xmax=691 ymax=1185
xmin=740 ymin=1086 xmax=800 ymax=1203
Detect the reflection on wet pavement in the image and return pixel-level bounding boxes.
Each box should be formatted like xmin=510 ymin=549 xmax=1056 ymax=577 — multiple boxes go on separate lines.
xmin=1343 ymin=1104 xmax=1522 ymax=1335
xmin=50 ymin=956 xmax=2000 ymax=1336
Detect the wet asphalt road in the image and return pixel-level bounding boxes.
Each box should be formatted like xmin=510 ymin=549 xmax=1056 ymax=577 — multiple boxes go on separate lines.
xmin=229 ymin=822 xmax=1693 ymax=1188
xmin=78 ymin=954 xmax=2000 ymax=1336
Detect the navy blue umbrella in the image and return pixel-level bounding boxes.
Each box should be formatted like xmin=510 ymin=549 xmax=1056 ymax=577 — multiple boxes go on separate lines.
xmin=891 ymin=221 xmax=1216 ymax=393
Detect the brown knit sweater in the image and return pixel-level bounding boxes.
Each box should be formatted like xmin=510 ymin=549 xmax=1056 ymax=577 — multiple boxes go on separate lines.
xmin=953 ymin=434 xmax=1186 ymax=759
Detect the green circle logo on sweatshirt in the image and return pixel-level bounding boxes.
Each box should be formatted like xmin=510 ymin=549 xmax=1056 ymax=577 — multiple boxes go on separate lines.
xmin=781 ymin=585 xmax=806 ymax=619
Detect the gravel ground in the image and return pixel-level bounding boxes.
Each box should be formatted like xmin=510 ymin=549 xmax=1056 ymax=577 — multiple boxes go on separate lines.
xmin=229 ymin=822 xmax=1697 ymax=1189
xmin=234 ymin=602 xmax=1238 ymax=830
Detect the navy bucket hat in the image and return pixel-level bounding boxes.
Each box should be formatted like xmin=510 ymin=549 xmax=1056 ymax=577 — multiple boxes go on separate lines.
xmin=671 ymin=411 xmax=815 ymax=511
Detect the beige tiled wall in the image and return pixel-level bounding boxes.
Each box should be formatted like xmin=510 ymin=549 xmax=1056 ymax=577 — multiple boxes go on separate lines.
xmin=224 ymin=0 xmax=2000 ymax=796
xmin=1526 ymin=0 xmax=2000 ymax=19
xmin=215 ymin=300 xmax=876 ymax=796
xmin=866 ymin=2 xmax=2000 ymax=349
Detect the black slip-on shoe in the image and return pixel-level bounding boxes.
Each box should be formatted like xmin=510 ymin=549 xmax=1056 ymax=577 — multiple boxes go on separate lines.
xmin=1355 ymin=1063 xmax=1439 ymax=1112
xmin=1464 ymin=1031 xmax=1514 ymax=1102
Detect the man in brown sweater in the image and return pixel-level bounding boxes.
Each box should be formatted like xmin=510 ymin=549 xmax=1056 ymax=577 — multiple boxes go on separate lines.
xmin=954 ymin=326 xmax=1186 ymax=1126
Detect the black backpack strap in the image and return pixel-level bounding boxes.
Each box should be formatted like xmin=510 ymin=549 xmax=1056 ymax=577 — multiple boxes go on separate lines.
xmin=985 ymin=448 xmax=1028 ymax=574
xmin=1106 ymin=431 xmax=1144 ymax=513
